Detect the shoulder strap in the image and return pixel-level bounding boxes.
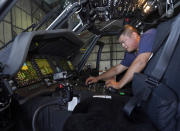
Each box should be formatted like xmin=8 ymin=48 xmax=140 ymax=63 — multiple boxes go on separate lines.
xmin=152 ymin=19 xmax=172 ymax=54
xmin=150 ymin=14 xmax=180 ymax=80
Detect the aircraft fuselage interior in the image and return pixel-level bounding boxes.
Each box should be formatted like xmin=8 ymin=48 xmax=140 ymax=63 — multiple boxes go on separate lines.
xmin=0 ymin=0 xmax=180 ymax=131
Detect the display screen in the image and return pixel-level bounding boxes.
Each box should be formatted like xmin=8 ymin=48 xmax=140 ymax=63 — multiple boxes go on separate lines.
xmin=35 ymin=59 xmax=53 ymax=75
xmin=51 ymin=59 xmax=62 ymax=73
xmin=59 ymin=59 xmax=71 ymax=71
xmin=67 ymin=61 xmax=74 ymax=70
xmin=16 ymin=61 xmax=39 ymax=86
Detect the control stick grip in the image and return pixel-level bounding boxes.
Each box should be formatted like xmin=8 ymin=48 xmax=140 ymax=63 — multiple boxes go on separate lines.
xmin=108 ymin=86 xmax=118 ymax=93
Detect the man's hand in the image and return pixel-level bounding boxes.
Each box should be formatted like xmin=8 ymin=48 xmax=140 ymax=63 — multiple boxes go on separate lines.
xmin=85 ymin=76 xmax=98 ymax=85
xmin=105 ymin=80 xmax=120 ymax=89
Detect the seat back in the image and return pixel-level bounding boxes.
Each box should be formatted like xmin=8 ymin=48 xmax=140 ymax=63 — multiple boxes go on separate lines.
xmin=144 ymin=15 xmax=180 ymax=131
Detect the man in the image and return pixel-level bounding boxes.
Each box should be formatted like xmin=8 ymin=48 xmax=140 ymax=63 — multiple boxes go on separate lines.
xmin=85 ymin=25 xmax=157 ymax=89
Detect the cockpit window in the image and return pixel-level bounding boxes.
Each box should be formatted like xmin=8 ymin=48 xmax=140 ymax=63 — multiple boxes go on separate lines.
xmin=0 ymin=0 xmax=43 ymax=47
xmin=0 ymin=0 xmax=79 ymax=48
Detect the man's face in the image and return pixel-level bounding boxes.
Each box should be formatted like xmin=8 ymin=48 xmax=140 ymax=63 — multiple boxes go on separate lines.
xmin=119 ymin=33 xmax=139 ymax=52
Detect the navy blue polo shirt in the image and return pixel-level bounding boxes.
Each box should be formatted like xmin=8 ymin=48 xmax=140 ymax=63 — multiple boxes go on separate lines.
xmin=121 ymin=29 xmax=157 ymax=67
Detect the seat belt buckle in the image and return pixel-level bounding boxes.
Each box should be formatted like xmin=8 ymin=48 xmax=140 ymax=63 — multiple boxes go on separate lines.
xmin=145 ymin=77 xmax=159 ymax=87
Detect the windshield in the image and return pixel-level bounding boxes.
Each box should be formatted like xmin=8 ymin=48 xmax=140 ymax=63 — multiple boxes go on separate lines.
xmin=0 ymin=0 xmax=79 ymax=48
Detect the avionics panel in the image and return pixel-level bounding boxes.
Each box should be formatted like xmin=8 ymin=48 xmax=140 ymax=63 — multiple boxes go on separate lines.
xmin=35 ymin=59 xmax=54 ymax=76
xmin=51 ymin=58 xmax=62 ymax=73
xmin=15 ymin=61 xmax=40 ymax=87
xmin=59 ymin=59 xmax=74 ymax=71
xmin=67 ymin=61 xmax=74 ymax=71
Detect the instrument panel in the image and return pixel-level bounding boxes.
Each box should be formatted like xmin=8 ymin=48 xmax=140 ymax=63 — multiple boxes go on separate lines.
xmin=34 ymin=59 xmax=54 ymax=76
xmin=12 ymin=55 xmax=75 ymax=104
xmin=12 ymin=55 xmax=129 ymax=105
xmin=15 ymin=61 xmax=40 ymax=87
xmin=15 ymin=56 xmax=74 ymax=86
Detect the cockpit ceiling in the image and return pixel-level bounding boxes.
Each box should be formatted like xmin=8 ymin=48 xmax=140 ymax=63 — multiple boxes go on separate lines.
xmin=94 ymin=20 xmax=123 ymax=32
xmin=33 ymin=0 xmax=77 ymax=12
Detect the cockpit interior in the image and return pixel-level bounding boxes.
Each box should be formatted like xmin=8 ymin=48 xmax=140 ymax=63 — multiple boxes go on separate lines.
xmin=0 ymin=0 xmax=180 ymax=131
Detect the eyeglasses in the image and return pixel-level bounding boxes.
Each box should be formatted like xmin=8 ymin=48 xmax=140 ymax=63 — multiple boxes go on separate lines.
xmin=119 ymin=38 xmax=127 ymax=45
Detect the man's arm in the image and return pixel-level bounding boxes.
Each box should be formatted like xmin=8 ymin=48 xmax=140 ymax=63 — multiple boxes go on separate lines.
xmin=85 ymin=64 xmax=127 ymax=85
xmin=106 ymin=52 xmax=152 ymax=89
xmin=97 ymin=64 xmax=127 ymax=81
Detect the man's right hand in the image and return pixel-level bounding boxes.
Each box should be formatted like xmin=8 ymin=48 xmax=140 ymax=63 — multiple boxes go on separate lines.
xmin=85 ymin=76 xmax=99 ymax=85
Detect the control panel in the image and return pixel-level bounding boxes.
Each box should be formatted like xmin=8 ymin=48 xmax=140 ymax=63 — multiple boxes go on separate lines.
xmin=34 ymin=59 xmax=54 ymax=76
xmin=10 ymin=55 xmax=131 ymax=105
xmin=11 ymin=55 xmax=75 ymax=104
xmin=15 ymin=61 xmax=41 ymax=87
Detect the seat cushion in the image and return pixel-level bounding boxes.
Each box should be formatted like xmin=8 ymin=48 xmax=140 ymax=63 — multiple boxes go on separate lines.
xmin=63 ymin=95 xmax=157 ymax=131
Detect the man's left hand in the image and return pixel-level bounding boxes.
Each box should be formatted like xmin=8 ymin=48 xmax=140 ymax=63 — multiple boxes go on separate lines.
xmin=105 ymin=80 xmax=120 ymax=89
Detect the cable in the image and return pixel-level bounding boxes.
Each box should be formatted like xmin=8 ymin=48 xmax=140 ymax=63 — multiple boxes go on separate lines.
xmin=144 ymin=1 xmax=180 ymax=25
xmin=32 ymin=99 xmax=65 ymax=131
xmin=142 ymin=1 xmax=180 ymax=25
xmin=0 ymin=98 xmax=11 ymax=112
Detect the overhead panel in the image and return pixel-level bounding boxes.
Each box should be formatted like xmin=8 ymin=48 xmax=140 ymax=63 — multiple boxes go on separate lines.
xmin=44 ymin=0 xmax=57 ymax=5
